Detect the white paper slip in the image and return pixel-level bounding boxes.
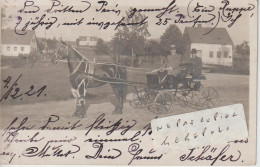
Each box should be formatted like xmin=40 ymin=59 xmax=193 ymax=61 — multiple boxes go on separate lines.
xmin=151 ymin=104 xmax=248 ymax=152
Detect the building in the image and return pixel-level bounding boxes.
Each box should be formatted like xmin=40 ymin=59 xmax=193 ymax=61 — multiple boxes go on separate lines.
xmin=1 ymin=29 xmax=38 ymax=57
xmin=183 ymin=26 xmax=233 ymax=66
xmin=77 ymin=36 xmax=98 ymax=46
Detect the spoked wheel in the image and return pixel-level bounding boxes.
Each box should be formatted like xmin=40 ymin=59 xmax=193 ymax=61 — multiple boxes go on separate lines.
xmin=199 ymin=87 xmax=219 ymax=109
xmin=187 ymin=90 xmax=203 ymax=109
xmin=175 ymin=89 xmax=191 ymax=107
xmin=129 ymin=88 xmax=148 ymax=108
xmin=146 ymin=89 xmax=158 ymax=112
xmin=150 ymin=91 xmax=173 ymax=114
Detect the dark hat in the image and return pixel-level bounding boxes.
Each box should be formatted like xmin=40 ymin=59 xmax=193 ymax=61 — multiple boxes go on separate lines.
xmin=191 ymin=48 xmax=197 ymax=54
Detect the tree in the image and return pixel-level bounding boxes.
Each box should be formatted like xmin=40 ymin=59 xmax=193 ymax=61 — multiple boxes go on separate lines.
xmin=94 ymin=38 xmax=110 ymax=55
xmin=46 ymin=38 xmax=58 ymax=53
xmin=160 ymin=24 xmax=185 ymax=56
xmin=111 ymin=8 xmax=150 ymax=66
xmin=146 ymin=40 xmax=162 ymax=57
xmin=37 ymin=39 xmax=45 ymax=54
xmin=1 ymin=4 xmax=11 ymax=28
xmin=235 ymin=41 xmax=250 ymax=59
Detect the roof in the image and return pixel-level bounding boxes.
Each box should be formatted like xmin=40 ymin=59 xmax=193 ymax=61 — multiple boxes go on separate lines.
xmin=1 ymin=29 xmax=36 ymax=45
xmin=184 ymin=27 xmax=233 ymax=45
xmin=78 ymin=36 xmax=98 ymax=41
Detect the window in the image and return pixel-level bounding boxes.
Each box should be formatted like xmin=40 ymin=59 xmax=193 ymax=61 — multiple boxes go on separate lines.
xmin=209 ymin=51 xmax=213 ymax=58
xmin=7 ymin=46 xmax=10 ymax=51
xmin=217 ymin=51 xmax=221 ymax=58
xmin=224 ymin=51 xmax=229 ymax=58
xmin=21 ymin=47 xmax=24 ymax=51
xmin=14 ymin=47 xmax=17 ymax=51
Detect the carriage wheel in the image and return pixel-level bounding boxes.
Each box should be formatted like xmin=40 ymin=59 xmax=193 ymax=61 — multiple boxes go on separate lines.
xmin=175 ymin=89 xmax=191 ymax=107
xmin=129 ymin=89 xmax=148 ymax=108
xmin=199 ymin=87 xmax=218 ymax=109
xmin=146 ymin=89 xmax=158 ymax=112
xmin=187 ymin=91 xmax=203 ymax=109
xmin=152 ymin=91 xmax=172 ymax=114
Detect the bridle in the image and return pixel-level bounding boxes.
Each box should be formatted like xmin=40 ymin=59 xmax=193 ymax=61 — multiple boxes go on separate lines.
xmin=53 ymin=41 xmax=96 ymax=76
xmin=53 ymin=42 xmax=69 ymax=63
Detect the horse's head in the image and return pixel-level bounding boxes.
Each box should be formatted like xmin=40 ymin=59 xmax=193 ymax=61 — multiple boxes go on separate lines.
xmin=51 ymin=40 xmax=69 ymax=64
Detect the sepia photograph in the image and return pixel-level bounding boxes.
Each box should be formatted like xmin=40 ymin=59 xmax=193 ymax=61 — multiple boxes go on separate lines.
xmin=0 ymin=0 xmax=257 ymax=165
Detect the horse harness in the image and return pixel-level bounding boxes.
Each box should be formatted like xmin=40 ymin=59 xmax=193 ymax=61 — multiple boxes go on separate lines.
xmin=56 ymin=43 xmax=122 ymax=108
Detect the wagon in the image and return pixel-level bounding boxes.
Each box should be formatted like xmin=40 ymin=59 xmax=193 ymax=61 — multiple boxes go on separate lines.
xmin=129 ymin=63 xmax=219 ymax=114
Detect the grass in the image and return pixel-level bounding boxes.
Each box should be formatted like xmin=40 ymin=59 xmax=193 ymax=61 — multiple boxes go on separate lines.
xmin=1 ymin=62 xmax=72 ymax=105
xmin=0 ymin=61 xmax=155 ymax=105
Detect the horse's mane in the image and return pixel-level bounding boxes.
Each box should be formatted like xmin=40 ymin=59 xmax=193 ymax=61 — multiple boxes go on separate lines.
xmin=61 ymin=41 xmax=126 ymax=68
xmin=67 ymin=44 xmax=93 ymax=63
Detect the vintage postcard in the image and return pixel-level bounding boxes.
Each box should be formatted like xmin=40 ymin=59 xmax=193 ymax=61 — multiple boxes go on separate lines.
xmin=0 ymin=0 xmax=257 ymax=165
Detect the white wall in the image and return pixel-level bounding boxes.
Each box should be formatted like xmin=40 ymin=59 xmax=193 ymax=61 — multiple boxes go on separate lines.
xmin=1 ymin=33 xmax=37 ymax=57
xmin=79 ymin=40 xmax=97 ymax=46
xmin=89 ymin=41 xmax=97 ymax=46
xmin=1 ymin=45 xmax=31 ymax=56
xmin=190 ymin=43 xmax=233 ymax=66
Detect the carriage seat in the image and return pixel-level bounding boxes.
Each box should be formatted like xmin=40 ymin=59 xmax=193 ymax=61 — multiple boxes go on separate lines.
xmin=146 ymin=74 xmax=160 ymax=88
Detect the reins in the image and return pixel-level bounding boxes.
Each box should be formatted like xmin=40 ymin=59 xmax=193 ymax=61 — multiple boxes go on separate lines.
xmin=54 ymin=42 xmax=180 ymax=86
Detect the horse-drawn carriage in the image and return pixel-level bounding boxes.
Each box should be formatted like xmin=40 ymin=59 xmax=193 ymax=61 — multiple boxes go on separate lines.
xmin=129 ymin=63 xmax=219 ymax=114
xmin=52 ymin=40 xmax=218 ymax=118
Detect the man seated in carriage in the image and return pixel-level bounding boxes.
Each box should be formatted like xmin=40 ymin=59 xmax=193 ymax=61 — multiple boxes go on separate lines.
xmin=189 ymin=48 xmax=203 ymax=89
xmin=165 ymin=45 xmax=183 ymax=88
xmin=151 ymin=45 xmax=183 ymax=89
xmin=151 ymin=47 xmax=202 ymax=90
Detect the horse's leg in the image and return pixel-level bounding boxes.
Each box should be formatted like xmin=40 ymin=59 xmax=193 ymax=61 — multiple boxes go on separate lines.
xmin=111 ymin=83 xmax=120 ymax=114
xmin=77 ymin=79 xmax=88 ymax=118
xmin=118 ymin=95 xmax=123 ymax=114
xmin=112 ymin=84 xmax=124 ymax=114
xmin=71 ymin=88 xmax=81 ymax=117
xmin=117 ymin=84 xmax=124 ymax=114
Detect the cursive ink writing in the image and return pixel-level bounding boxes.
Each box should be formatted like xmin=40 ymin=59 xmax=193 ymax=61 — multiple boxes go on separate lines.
xmin=15 ymin=14 xmax=57 ymax=35
xmin=85 ymin=113 xmax=137 ymax=136
xmin=22 ymin=141 xmax=80 ymax=158
xmin=96 ymin=1 xmax=121 ymax=16
xmin=86 ymin=16 xmax=148 ymax=30
xmin=3 ymin=117 xmax=35 ymax=137
xmin=18 ymin=0 xmax=40 ymax=13
xmin=128 ymin=143 xmax=163 ymax=165
xmin=85 ymin=142 xmax=121 ymax=159
xmin=0 ymin=151 xmax=16 ymax=163
xmin=4 ymin=131 xmax=44 ymax=150
xmin=85 ymin=131 xmax=141 ymax=143
xmin=45 ymin=0 xmax=91 ymax=13
xmin=179 ymin=144 xmax=241 ymax=165
xmin=40 ymin=115 xmax=82 ymax=130
xmin=10 ymin=0 xmax=255 ymax=35
xmin=228 ymin=138 xmax=248 ymax=144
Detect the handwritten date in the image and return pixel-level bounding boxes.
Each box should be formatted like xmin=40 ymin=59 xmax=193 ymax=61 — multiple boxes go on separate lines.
xmin=0 ymin=74 xmax=47 ymax=102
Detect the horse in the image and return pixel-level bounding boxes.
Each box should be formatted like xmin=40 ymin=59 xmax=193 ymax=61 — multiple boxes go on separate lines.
xmin=51 ymin=41 xmax=127 ymax=118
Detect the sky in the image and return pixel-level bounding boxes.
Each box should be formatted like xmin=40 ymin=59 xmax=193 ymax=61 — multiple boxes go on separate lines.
xmin=1 ymin=0 xmax=255 ymax=45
